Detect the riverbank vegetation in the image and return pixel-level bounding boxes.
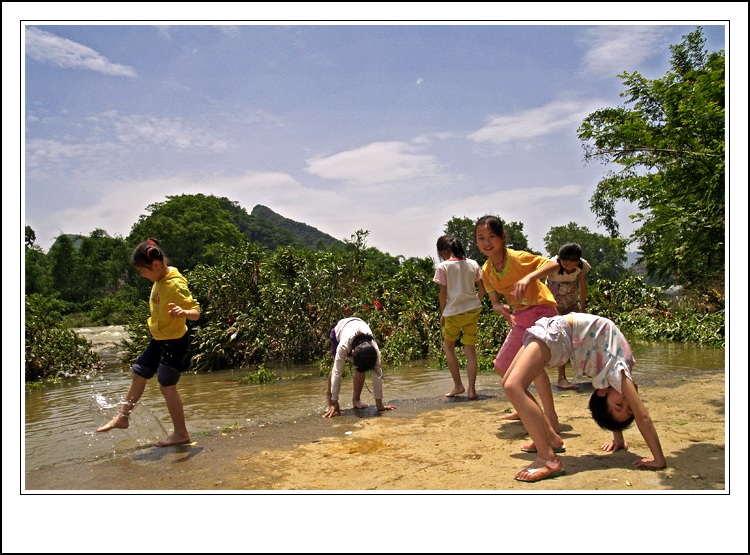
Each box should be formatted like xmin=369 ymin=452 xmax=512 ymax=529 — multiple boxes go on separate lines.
xmin=24 ymin=28 xmax=725 ymax=383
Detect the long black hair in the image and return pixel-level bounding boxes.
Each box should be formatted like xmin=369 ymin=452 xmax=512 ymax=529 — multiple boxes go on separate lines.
xmin=351 ymin=332 xmax=377 ymax=372
xmin=436 ymin=235 xmax=467 ymax=261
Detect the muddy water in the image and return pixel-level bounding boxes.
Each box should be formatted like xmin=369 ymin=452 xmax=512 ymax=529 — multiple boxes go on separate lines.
xmin=23 ymin=326 xmax=725 ymax=473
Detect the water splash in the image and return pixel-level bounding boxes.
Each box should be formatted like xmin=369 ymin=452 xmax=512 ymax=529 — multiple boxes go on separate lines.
xmin=89 ymin=384 xmax=169 ymax=446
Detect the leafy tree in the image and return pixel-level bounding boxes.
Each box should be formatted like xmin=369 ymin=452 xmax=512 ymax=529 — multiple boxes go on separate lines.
xmin=577 ymin=27 xmax=724 ymax=291
xmin=543 ymin=222 xmax=627 ymax=282
xmin=25 ymin=226 xmax=50 ymax=296
xmin=47 ymin=233 xmax=80 ymax=302
xmin=45 ymin=231 xmax=131 ymax=304
xmin=127 ymin=194 xmax=249 ymax=271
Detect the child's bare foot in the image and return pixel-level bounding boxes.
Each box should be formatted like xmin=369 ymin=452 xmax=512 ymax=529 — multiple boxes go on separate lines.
xmin=445 ymin=386 xmax=466 ymax=398
xmin=96 ymin=413 xmax=129 ymax=432
xmin=557 ymin=379 xmax=579 ymax=390
xmin=501 ymin=411 xmax=521 ymax=421
xmin=156 ymin=433 xmax=191 ymax=447
xmin=467 ymin=389 xmax=478 ymax=400
xmin=353 ymin=400 xmax=369 ymax=409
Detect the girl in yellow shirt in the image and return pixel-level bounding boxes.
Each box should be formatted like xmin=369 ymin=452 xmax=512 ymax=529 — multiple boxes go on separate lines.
xmin=97 ymin=238 xmax=200 ymax=447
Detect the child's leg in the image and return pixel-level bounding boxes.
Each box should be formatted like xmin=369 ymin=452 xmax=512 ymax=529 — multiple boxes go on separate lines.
xmin=557 ymin=363 xmax=578 ymax=390
xmin=533 ymin=371 xmax=559 ymax=432
xmin=352 ymin=370 xmax=368 ymax=409
xmin=503 ymin=341 xmax=563 ymax=471
xmin=96 ymin=374 xmax=148 ymax=432
xmin=157 ymin=384 xmax=191 ymax=446
xmin=444 ymin=339 xmax=465 ymax=397
xmin=464 ymin=344 xmax=478 ymax=400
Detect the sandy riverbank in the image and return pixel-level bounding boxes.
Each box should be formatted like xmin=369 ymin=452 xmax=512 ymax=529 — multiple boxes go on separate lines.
xmin=17 ymin=368 xmax=745 ymax=552
xmin=26 ymin=369 xmax=726 ymax=491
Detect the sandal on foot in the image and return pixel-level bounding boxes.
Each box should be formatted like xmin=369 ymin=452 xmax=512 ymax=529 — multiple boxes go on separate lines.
xmin=521 ymin=444 xmax=566 ymax=454
xmin=515 ymin=464 xmax=565 ymax=483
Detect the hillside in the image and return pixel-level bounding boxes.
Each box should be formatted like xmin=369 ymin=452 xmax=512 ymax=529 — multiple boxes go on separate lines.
xmin=248 ymin=205 xmax=343 ymax=250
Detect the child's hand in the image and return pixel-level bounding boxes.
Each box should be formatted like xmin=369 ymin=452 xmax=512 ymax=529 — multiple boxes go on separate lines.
xmin=167 ymin=303 xmax=183 ymax=318
xmin=633 ymin=457 xmax=666 ymax=470
xmin=513 ymin=279 xmax=529 ymax=300
xmin=601 ymin=438 xmax=628 ymax=452
xmin=323 ymin=401 xmax=341 ymax=418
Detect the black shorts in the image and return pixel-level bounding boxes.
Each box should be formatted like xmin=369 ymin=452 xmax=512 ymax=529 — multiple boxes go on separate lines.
xmin=132 ymin=331 xmax=190 ymax=386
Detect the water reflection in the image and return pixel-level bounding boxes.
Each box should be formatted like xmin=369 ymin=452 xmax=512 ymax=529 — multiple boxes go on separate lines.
xmin=24 ymin=326 xmax=725 ymax=471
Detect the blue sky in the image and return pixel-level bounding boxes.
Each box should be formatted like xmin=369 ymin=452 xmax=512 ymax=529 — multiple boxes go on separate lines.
xmin=16 ymin=16 xmax=732 ymax=260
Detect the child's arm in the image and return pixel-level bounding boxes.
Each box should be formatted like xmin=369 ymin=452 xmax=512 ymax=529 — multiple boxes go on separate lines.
xmin=167 ymin=303 xmax=200 ymax=321
xmin=578 ymin=272 xmax=587 ymax=313
xmin=488 ymin=291 xmax=512 ymax=326
xmin=438 ymin=284 xmax=448 ymax=324
xmin=622 ymin=377 xmax=667 ymax=469
xmin=477 ymin=277 xmax=487 ymax=300
xmin=513 ymin=260 xmax=559 ymax=299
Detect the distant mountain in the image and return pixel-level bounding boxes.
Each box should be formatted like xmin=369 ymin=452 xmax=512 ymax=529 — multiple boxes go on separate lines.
xmin=248 ymin=205 xmax=343 ymax=250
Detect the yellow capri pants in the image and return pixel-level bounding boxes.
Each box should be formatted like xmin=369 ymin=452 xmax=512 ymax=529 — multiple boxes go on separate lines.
xmin=442 ymin=307 xmax=482 ymax=345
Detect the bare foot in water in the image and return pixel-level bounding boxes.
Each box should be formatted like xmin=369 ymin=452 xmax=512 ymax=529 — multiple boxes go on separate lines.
xmin=353 ymin=400 xmax=369 ymax=409
xmin=156 ymin=433 xmax=191 ymax=447
xmin=96 ymin=413 xmax=129 ymax=432
xmin=445 ymin=386 xmax=466 ymax=398
xmin=557 ymin=378 xmax=579 ymax=390
xmin=501 ymin=411 xmax=521 ymax=421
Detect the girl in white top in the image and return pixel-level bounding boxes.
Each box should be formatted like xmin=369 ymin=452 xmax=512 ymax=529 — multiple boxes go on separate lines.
xmin=502 ymin=312 xmax=666 ymax=483
xmin=433 ymin=235 xmax=486 ymax=399
xmin=324 ymin=317 xmax=396 ymax=418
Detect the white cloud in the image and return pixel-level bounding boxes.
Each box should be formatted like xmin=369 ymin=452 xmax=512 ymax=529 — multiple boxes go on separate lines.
xmin=581 ymin=25 xmax=670 ymax=75
xmin=24 ymin=27 xmax=137 ymax=77
xmin=305 ymin=141 xmax=441 ymax=185
xmin=467 ymin=100 xmax=604 ymax=146
xmin=111 ymin=114 xmax=231 ymax=152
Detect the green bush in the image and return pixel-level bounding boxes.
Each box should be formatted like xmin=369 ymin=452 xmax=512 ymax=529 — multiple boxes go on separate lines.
xmin=25 ymin=294 xmax=104 ymax=382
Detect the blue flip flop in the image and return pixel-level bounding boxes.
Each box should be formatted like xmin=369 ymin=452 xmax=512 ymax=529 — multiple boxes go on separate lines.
xmin=520 ymin=444 xmax=566 ymax=454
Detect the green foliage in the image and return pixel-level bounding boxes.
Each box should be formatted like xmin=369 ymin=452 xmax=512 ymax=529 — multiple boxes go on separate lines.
xmin=25 ymin=294 xmax=104 ymax=382
xmin=25 ymin=243 xmax=50 ymax=296
xmin=43 ymin=229 xmax=132 ymax=305
xmin=578 ymin=27 xmax=724 ymax=292
xmin=127 ymin=194 xmax=249 ymax=271
xmin=86 ymin=290 xmax=144 ymax=326
xmin=26 ymin=192 xmax=725 ymax=387
xmin=249 ymin=205 xmax=343 ymax=250
xmin=543 ymin=222 xmax=627 ymax=282
xmin=587 ymin=276 xmax=724 ymax=348
xmin=238 ymin=364 xmax=280 ymax=384
xmin=119 ymin=302 xmax=152 ymax=364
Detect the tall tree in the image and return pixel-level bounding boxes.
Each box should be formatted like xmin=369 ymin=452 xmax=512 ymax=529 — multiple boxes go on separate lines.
xmin=127 ymin=194 xmax=249 ymax=271
xmin=543 ymin=222 xmax=627 ymax=282
xmin=25 ymin=226 xmax=50 ymax=296
xmin=577 ymin=27 xmax=724 ymax=290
